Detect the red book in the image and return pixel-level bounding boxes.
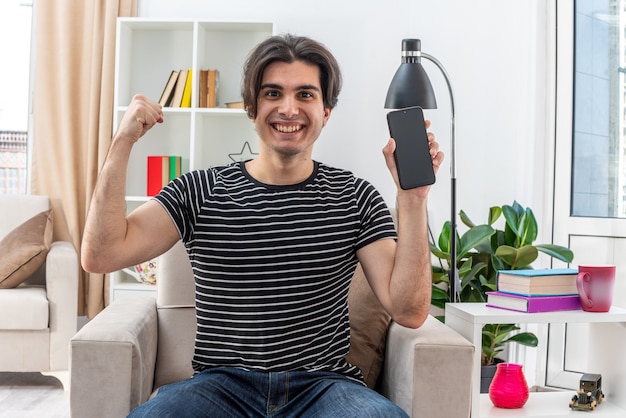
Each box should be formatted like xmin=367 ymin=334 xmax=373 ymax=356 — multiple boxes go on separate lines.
xmin=486 ymin=291 xmax=581 ymax=313
xmin=147 ymin=156 xmax=166 ymax=196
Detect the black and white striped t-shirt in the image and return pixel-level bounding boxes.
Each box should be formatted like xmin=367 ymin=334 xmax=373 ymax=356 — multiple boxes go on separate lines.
xmin=155 ymin=161 xmax=397 ymax=382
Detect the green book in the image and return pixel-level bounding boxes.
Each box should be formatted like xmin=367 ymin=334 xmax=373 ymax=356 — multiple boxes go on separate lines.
xmin=169 ymin=156 xmax=181 ymax=181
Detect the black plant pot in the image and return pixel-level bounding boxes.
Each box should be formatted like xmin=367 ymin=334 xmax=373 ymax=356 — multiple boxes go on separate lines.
xmin=480 ymin=358 xmax=505 ymax=393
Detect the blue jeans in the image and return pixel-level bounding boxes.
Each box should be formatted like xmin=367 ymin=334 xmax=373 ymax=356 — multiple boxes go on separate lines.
xmin=128 ymin=367 xmax=408 ymax=417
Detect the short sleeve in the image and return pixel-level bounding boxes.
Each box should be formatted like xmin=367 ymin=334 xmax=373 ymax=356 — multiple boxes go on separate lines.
xmin=354 ymin=179 xmax=397 ymax=250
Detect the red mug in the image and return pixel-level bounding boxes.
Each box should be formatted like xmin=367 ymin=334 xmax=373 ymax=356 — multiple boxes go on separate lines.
xmin=577 ymin=265 xmax=616 ymax=312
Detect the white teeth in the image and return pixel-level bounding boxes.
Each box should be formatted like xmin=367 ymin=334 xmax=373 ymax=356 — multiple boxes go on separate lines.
xmin=275 ymin=124 xmax=301 ymax=133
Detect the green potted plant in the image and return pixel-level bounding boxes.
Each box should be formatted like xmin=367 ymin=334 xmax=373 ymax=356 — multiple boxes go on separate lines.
xmin=430 ymin=201 xmax=574 ymax=391
xmin=479 ymin=323 xmax=538 ymax=392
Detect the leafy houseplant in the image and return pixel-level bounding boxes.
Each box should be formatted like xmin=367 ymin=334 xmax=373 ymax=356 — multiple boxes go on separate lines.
xmin=482 ymin=323 xmax=538 ymax=367
xmin=430 ymin=201 xmax=574 ymax=367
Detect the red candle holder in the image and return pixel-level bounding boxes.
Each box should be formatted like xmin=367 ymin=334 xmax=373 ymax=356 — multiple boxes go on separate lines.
xmin=489 ymin=363 xmax=529 ymax=408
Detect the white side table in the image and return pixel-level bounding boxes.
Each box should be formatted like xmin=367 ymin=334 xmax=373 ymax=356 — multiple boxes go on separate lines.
xmin=445 ymin=303 xmax=626 ymax=417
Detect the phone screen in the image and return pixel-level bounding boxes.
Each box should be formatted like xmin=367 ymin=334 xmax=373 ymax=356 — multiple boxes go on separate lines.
xmin=386 ymin=106 xmax=435 ymax=189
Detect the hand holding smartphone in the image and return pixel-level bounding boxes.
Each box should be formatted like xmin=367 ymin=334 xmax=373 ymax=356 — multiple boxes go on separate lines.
xmin=386 ymin=106 xmax=435 ymax=189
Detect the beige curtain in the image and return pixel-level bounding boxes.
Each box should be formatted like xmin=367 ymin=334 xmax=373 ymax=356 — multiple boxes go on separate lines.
xmin=31 ymin=0 xmax=137 ymax=317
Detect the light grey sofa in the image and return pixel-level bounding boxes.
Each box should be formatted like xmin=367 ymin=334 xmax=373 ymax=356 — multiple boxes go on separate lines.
xmin=0 ymin=195 xmax=78 ymax=374
xmin=71 ymin=240 xmax=474 ymax=418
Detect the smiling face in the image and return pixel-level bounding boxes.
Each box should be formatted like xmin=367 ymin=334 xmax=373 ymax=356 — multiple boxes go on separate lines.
xmin=252 ymin=60 xmax=332 ymax=160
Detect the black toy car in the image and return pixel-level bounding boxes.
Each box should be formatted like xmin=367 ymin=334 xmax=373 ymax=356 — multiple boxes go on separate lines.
xmin=569 ymin=373 xmax=604 ymax=411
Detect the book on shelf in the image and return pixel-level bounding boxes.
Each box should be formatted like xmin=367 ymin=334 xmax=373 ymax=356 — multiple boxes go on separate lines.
xmin=158 ymin=70 xmax=179 ymax=107
xmin=496 ymin=268 xmax=578 ymax=296
xmin=486 ymin=291 xmax=581 ymax=313
xmin=169 ymin=155 xmax=181 ymax=181
xmin=207 ymin=69 xmax=219 ymax=108
xmin=170 ymin=69 xmax=189 ymax=108
xmin=180 ymin=69 xmax=193 ymax=108
xmin=225 ymin=101 xmax=244 ymax=109
xmin=199 ymin=69 xmax=208 ymax=108
xmin=147 ymin=155 xmax=182 ymax=196
xmin=195 ymin=68 xmax=220 ymax=108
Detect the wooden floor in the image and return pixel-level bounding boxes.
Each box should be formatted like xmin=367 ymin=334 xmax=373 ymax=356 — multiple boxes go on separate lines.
xmin=0 ymin=372 xmax=69 ymax=418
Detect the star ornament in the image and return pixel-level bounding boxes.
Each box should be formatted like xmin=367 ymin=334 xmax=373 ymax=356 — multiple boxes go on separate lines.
xmin=228 ymin=141 xmax=258 ymax=162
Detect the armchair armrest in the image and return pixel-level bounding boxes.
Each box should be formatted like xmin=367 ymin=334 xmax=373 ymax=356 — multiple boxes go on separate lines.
xmin=381 ymin=315 xmax=474 ymax=418
xmin=45 ymin=241 xmax=78 ymax=370
xmin=70 ymin=297 xmax=158 ymax=418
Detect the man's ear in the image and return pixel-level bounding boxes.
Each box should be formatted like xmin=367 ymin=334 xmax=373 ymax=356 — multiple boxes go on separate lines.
xmin=322 ymin=107 xmax=332 ymax=127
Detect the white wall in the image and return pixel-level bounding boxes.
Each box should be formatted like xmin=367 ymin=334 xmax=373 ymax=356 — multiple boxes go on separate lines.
xmin=138 ymin=0 xmax=554 ymax=241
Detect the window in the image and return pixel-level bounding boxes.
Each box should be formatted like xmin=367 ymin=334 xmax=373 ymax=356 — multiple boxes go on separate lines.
xmin=572 ymin=0 xmax=625 ymax=217
xmin=0 ymin=1 xmax=32 ymax=195
xmin=0 ymin=131 xmax=28 ymax=194
xmin=548 ymin=0 xmax=626 ymax=391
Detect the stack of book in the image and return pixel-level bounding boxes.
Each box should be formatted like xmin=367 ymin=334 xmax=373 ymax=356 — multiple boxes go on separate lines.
xmin=157 ymin=68 xmax=220 ymax=108
xmin=158 ymin=69 xmax=193 ymax=108
xmin=486 ymin=268 xmax=581 ymax=313
xmin=198 ymin=69 xmax=220 ymax=108
xmin=147 ymin=156 xmax=182 ymax=196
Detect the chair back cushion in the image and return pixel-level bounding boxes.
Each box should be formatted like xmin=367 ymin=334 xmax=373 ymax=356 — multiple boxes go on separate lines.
xmin=156 ymin=241 xmax=195 ymax=308
xmin=346 ymin=264 xmax=391 ymax=388
xmin=153 ymin=241 xmax=196 ymax=388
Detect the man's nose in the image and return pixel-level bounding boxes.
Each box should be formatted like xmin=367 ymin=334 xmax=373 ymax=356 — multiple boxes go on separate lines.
xmin=278 ymin=96 xmax=299 ymax=117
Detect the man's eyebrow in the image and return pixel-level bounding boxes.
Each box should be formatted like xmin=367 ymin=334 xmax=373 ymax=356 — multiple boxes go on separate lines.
xmin=298 ymin=84 xmax=321 ymax=92
xmin=260 ymin=83 xmax=321 ymax=92
xmin=260 ymin=83 xmax=283 ymax=90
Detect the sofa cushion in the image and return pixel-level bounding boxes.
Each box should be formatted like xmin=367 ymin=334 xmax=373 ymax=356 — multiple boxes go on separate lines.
xmin=0 ymin=209 xmax=53 ymax=289
xmin=346 ymin=263 xmax=392 ymax=389
xmin=0 ymin=286 xmax=49 ymax=329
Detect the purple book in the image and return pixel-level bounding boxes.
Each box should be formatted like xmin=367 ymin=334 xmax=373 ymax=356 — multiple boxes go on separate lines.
xmin=486 ymin=291 xmax=581 ymax=313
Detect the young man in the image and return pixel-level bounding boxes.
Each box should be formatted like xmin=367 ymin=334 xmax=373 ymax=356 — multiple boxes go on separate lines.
xmin=82 ymin=34 xmax=443 ymax=417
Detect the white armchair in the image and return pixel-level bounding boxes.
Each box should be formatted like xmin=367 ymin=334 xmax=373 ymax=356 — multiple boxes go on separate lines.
xmin=71 ymin=239 xmax=474 ymax=417
xmin=0 ymin=195 xmax=78 ymax=373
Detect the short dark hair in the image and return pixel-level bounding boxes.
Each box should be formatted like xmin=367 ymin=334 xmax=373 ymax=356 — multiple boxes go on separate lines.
xmin=242 ymin=34 xmax=342 ymax=119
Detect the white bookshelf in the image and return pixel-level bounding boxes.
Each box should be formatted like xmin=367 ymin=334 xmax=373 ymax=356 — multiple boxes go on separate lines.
xmin=109 ymin=18 xmax=275 ymax=301
xmin=445 ymin=303 xmax=626 ymax=417
xmin=110 ymin=269 xmax=157 ymax=301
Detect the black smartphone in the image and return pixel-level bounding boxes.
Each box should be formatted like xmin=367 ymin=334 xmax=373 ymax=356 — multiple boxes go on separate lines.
xmin=386 ymin=106 xmax=435 ymax=189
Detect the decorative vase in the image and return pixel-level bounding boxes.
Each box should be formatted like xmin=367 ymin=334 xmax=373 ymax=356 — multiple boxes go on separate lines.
xmin=488 ymin=363 xmax=529 ymax=408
